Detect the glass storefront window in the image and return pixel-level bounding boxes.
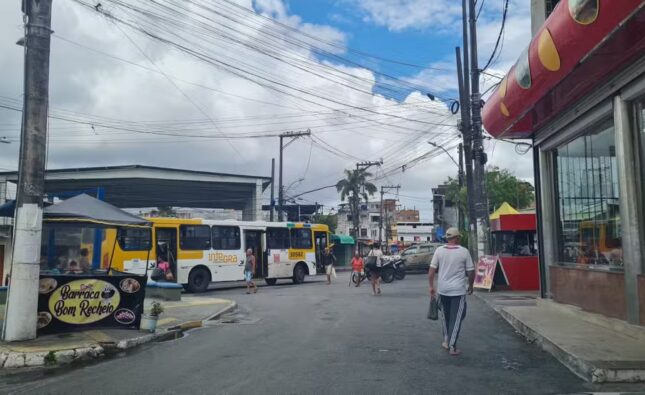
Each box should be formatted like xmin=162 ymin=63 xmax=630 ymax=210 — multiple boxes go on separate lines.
xmin=492 ymin=231 xmax=537 ymax=256
xmin=554 ymin=119 xmax=622 ymax=267
xmin=636 ymin=98 xmax=645 ymax=207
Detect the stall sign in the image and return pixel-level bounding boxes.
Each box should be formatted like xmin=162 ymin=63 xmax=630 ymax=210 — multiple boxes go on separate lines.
xmin=37 ymin=274 xmax=147 ymax=334
xmin=474 ymin=255 xmax=499 ymax=290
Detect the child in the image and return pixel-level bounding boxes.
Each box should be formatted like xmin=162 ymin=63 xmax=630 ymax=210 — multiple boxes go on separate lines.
xmin=351 ymin=251 xmax=364 ymax=287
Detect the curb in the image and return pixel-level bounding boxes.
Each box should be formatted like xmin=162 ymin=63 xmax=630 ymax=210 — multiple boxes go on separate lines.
xmin=476 ymin=293 xmax=645 ymax=383
xmin=474 ymin=292 xmax=592 ymax=381
xmin=168 ymin=300 xmax=237 ymax=331
xmin=0 ymin=300 xmax=237 ymax=369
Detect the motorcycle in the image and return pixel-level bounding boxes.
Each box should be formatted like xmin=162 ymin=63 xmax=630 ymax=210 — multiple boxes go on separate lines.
xmin=392 ymin=258 xmax=406 ymax=280
xmin=350 ymin=256 xmax=396 ymax=284
xmin=378 ymin=257 xmax=396 ymax=284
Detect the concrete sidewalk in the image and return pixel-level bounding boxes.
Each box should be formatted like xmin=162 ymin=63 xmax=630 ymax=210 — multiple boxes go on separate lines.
xmin=476 ymin=291 xmax=645 ymax=383
xmin=0 ymin=296 xmax=236 ymax=369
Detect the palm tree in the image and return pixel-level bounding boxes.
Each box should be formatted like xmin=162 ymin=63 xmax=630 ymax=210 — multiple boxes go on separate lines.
xmin=336 ymin=169 xmax=377 ymax=239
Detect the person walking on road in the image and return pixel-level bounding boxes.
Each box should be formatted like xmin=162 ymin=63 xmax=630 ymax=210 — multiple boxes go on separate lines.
xmin=350 ymin=251 xmax=364 ymax=287
xmin=324 ymin=248 xmax=337 ymax=285
xmin=367 ymin=243 xmax=383 ymax=295
xmin=244 ymin=248 xmax=258 ymax=294
xmin=428 ymin=228 xmax=475 ymax=356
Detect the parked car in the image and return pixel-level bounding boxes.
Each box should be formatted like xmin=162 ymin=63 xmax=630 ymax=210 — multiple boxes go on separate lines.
xmin=400 ymin=243 xmax=442 ymax=271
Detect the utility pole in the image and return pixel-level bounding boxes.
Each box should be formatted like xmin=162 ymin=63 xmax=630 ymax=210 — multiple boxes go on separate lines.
xmin=458 ymin=143 xmax=465 ymax=232
xmin=270 ymin=158 xmax=275 ymax=222
xmin=468 ymin=0 xmax=490 ymax=256
xmin=454 ymin=0 xmax=478 ymax=259
xmin=355 ymin=160 xmax=382 ymax=172
xmin=458 ymin=4 xmax=477 ymax=259
xmin=3 ymin=0 xmax=53 ymax=341
xmin=278 ymin=129 xmax=310 ymax=222
xmin=378 ymin=185 xmax=400 ymax=248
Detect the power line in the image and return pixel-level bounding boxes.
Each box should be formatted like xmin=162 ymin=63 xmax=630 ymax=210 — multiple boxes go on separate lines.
xmin=480 ymin=0 xmax=508 ymax=72
xmin=69 ymin=0 xmax=456 ymax=132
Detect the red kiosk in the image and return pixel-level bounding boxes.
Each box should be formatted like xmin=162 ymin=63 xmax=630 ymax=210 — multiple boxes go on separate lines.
xmin=489 ymin=203 xmax=540 ymax=291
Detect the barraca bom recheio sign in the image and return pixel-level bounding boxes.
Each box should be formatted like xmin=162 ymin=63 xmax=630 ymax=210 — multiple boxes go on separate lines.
xmin=37 ymin=274 xmax=147 ymax=334
xmin=48 ymin=280 xmax=121 ymax=324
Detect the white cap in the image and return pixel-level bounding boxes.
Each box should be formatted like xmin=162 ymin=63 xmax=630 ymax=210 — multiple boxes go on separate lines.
xmin=445 ymin=227 xmax=461 ymax=239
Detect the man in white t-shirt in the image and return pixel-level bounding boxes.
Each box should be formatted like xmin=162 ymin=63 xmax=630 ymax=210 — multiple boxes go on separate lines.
xmin=429 ymin=227 xmax=475 ymax=356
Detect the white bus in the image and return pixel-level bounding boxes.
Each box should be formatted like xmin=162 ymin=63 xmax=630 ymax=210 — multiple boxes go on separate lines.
xmin=106 ymin=218 xmax=331 ymax=292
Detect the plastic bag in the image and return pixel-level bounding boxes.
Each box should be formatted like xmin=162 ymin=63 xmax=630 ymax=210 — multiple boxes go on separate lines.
xmin=427 ymin=297 xmax=439 ymax=320
xmin=150 ymin=267 xmax=164 ymax=281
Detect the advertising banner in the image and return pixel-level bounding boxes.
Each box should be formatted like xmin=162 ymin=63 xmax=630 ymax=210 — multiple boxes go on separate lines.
xmin=474 ymin=255 xmax=499 ymax=290
xmin=37 ymin=274 xmax=147 ymax=334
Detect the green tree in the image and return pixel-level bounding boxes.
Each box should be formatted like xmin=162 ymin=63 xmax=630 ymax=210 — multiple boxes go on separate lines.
xmin=155 ymin=206 xmax=177 ymax=217
xmin=313 ymin=214 xmax=338 ymax=233
xmin=336 ymin=169 xmax=377 ymax=239
xmin=444 ymin=166 xmax=535 ymax=218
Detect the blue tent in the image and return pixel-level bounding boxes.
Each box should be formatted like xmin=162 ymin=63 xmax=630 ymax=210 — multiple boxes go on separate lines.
xmin=434 ymin=226 xmax=445 ymax=242
xmin=0 ymin=200 xmax=15 ymax=217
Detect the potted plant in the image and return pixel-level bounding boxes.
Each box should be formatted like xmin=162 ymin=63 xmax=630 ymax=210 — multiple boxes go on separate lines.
xmin=140 ymin=301 xmax=164 ymax=333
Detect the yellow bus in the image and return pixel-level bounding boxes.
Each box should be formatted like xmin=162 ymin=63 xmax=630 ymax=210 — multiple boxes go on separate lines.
xmin=104 ymin=219 xmax=331 ymax=292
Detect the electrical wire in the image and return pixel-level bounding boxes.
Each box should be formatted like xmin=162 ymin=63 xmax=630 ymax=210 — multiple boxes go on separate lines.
xmin=480 ymin=0 xmax=508 ymax=72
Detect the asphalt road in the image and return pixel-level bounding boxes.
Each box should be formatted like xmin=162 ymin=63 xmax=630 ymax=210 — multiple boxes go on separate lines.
xmin=1 ymin=273 xmax=643 ymax=394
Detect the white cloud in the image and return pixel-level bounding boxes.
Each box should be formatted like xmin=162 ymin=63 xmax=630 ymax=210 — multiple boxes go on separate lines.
xmin=347 ymin=0 xmax=462 ymax=32
xmin=0 ymin=0 xmax=535 ymax=221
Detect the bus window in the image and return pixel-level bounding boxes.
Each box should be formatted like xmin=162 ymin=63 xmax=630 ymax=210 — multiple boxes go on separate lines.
xmin=212 ymin=226 xmax=241 ymax=250
xmin=117 ymin=228 xmax=152 ymax=251
xmin=290 ymin=228 xmax=312 ymax=249
xmin=179 ymin=225 xmax=211 ymax=251
xmin=267 ymin=227 xmax=290 ymax=249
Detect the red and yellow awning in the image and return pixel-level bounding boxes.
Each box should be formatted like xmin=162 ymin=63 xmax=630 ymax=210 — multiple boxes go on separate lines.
xmin=482 ymin=0 xmax=645 ymax=139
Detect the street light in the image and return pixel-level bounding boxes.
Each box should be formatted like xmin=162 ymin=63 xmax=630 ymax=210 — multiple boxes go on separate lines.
xmin=428 ymin=141 xmax=459 ymax=168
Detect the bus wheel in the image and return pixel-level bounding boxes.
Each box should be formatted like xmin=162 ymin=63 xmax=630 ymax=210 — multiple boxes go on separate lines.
xmin=265 ymin=278 xmax=277 ymax=286
xmin=187 ymin=267 xmax=210 ymax=293
xmin=292 ymin=264 xmax=306 ymax=284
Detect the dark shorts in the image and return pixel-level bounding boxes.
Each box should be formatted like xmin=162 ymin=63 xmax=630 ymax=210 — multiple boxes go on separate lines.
xmin=365 ymin=263 xmax=381 ymax=274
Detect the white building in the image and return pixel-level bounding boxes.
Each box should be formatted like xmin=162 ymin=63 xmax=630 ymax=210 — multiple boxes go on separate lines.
xmin=396 ymin=222 xmax=434 ymax=243
xmin=336 ymin=199 xmax=396 ymax=241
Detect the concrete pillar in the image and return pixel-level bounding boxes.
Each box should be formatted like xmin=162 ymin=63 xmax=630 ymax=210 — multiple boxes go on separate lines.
xmin=242 ymin=180 xmax=263 ymax=221
xmin=614 ymin=95 xmax=645 ymax=325
xmin=537 ymin=148 xmax=557 ymax=298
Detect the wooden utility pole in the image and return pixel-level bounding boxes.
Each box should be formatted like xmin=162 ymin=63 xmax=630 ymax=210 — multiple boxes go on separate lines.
xmin=278 ymin=129 xmax=310 ymax=221
xmin=3 ymin=0 xmax=53 ymax=341
xmin=458 ymin=143 xmax=465 ymax=232
xmin=378 ymin=185 xmax=399 ymax=248
xmin=355 ymin=160 xmax=382 ymax=172
xmin=468 ymin=0 xmax=490 ymax=256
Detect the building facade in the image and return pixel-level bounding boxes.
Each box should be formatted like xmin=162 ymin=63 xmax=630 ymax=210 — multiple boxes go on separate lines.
xmin=483 ymin=1 xmax=645 ymax=325
xmin=336 ymin=199 xmax=397 ymax=243
xmin=396 ymin=222 xmax=434 ymax=244
xmin=395 ymin=209 xmax=420 ymax=222
xmin=432 ymin=184 xmax=459 ymax=236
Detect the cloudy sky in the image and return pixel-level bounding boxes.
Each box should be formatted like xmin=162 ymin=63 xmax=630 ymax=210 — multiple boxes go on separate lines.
xmin=0 ymin=0 xmax=534 ymax=220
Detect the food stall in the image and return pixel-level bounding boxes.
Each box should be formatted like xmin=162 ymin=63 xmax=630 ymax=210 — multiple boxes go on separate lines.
xmin=36 ymin=194 xmax=152 ymax=334
xmin=490 ymin=203 xmax=540 ymax=291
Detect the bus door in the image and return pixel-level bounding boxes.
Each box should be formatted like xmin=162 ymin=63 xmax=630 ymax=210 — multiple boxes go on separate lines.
xmin=314 ymin=231 xmax=328 ymax=274
xmin=244 ymin=230 xmax=267 ymax=278
xmin=156 ymin=227 xmax=178 ymax=280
